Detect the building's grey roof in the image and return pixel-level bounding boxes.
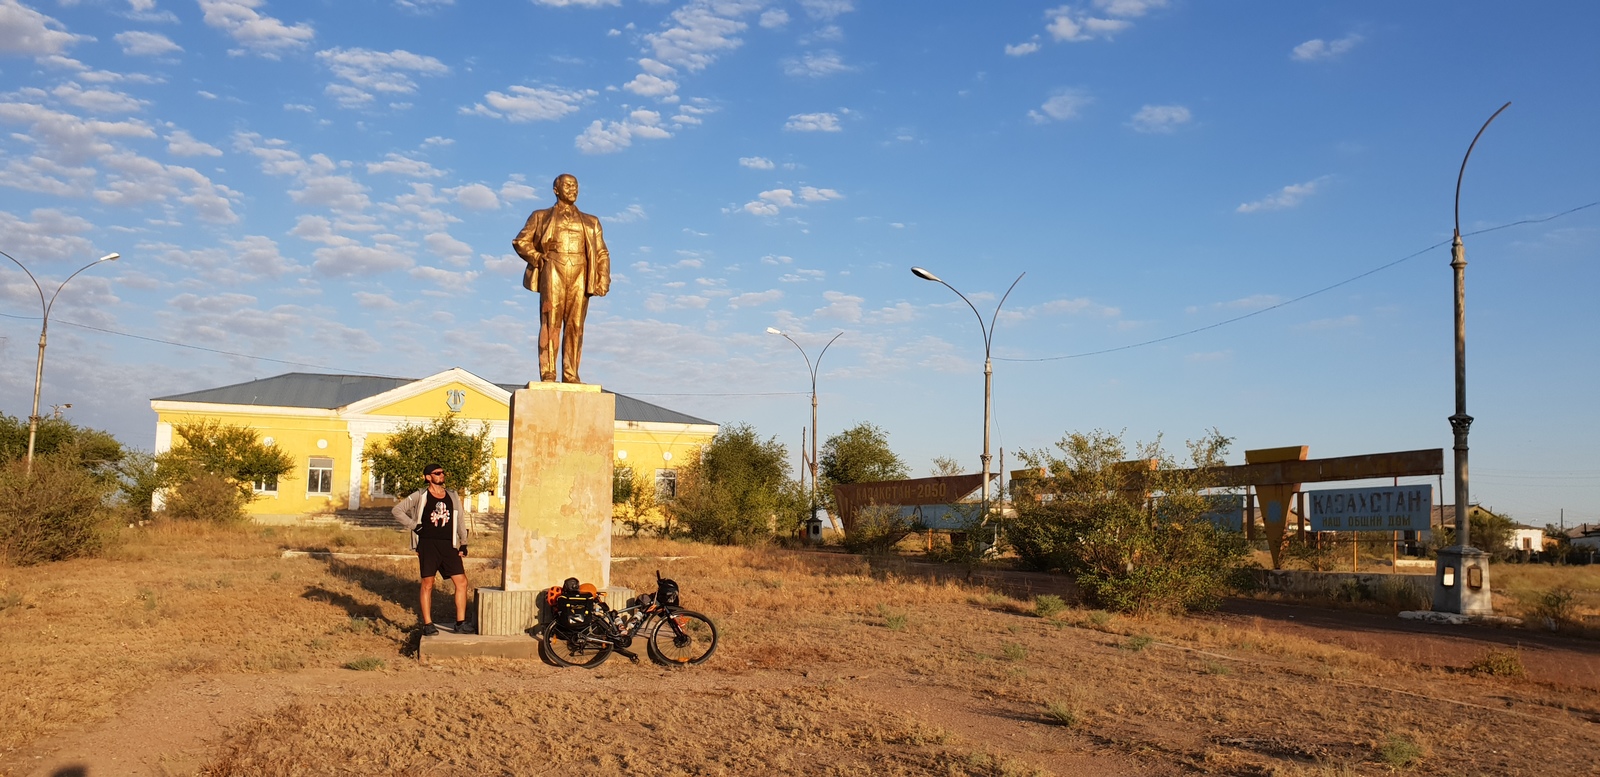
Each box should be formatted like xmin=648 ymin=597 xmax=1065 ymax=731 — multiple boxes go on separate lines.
xmin=155 ymin=372 xmax=716 ymax=427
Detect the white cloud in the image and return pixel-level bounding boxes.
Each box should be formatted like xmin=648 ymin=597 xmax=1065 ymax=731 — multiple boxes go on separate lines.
xmin=317 ymin=47 xmax=448 ymax=108
xmin=52 ymin=82 xmax=146 ymax=114
xmin=0 ymin=1 xmax=84 ymax=56
xmin=623 ymin=72 xmax=678 ymax=98
xmin=498 ymin=180 xmax=538 ymax=202
xmin=645 ymin=0 xmax=760 ymax=73
xmin=463 ymin=84 xmax=596 ymax=122
xmin=366 ymin=152 xmax=443 ymax=178
xmin=533 ymin=0 xmax=620 ymax=6
xmin=114 ymin=30 xmax=181 ymax=57
xmin=312 ymin=243 xmax=411 ymax=276
xmin=574 ymin=109 xmax=671 ymax=155
xmin=0 ymin=208 xmax=95 ymax=262
xmin=814 ymin=290 xmax=863 ymax=322
xmin=1041 ymin=0 xmax=1163 ymax=44
xmin=783 ymin=50 xmax=852 ymax=77
xmin=197 ymin=0 xmax=315 ymax=57
xmin=1236 ymin=176 xmax=1332 ymax=214
xmin=739 ymin=156 xmax=774 ymax=170
xmin=1129 ymin=104 xmax=1190 ymax=134
xmin=798 ymin=186 xmax=841 ymax=202
xmin=610 ymin=204 xmax=647 ymax=223
xmin=728 ymin=289 xmax=782 ymax=308
xmin=799 ymin=0 xmax=853 ymax=20
xmin=166 ymin=129 xmax=222 ymax=157
xmin=758 ymin=8 xmax=788 ymax=28
xmin=1028 ymin=89 xmax=1091 ymax=123
xmin=742 ymin=186 xmax=840 ymax=215
xmin=1292 ymin=34 xmax=1363 ymax=62
xmin=410 ymin=265 xmax=481 ymax=294
xmin=784 ymin=111 xmax=841 ymax=132
xmin=1005 ymin=39 xmax=1040 ymax=56
xmin=424 ymin=232 xmax=473 ymax=265
xmin=354 ymin=291 xmax=400 ymax=310
xmin=451 ymin=183 xmax=499 ymax=210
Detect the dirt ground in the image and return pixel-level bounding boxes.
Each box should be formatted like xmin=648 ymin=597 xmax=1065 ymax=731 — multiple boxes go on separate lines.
xmin=3 ymin=528 xmax=1598 ymax=776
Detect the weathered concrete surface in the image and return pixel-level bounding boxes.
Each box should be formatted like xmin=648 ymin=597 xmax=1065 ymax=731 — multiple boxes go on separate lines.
xmin=503 ymin=382 xmax=615 ymax=593
xmin=419 ymin=630 xmax=541 ymax=661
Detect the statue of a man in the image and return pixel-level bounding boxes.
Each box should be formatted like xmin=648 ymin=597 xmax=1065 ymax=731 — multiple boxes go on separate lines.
xmin=512 ymin=174 xmax=611 ymax=383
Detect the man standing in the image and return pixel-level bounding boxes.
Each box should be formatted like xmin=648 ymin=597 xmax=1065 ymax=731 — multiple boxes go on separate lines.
xmin=512 ymin=173 xmax=611 ymax=383
xmin=391 ymin=463 xmax=474 ymax=635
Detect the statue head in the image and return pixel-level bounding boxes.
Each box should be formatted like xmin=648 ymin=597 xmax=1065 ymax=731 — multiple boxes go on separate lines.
xmin=553 ymin=174 xmax=578 ymax=205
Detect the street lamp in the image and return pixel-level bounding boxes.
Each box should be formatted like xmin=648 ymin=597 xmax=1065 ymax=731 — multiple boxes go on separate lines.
xmin=767 ymin=327 xmax=843 ymax=515
xmin=1 ymin=249 xmax=119 ymax=475
xmin=1434 ymin=102 xmax=1509 ymax=616
xmin=909 ymin=267 xmax=1024 ymax=526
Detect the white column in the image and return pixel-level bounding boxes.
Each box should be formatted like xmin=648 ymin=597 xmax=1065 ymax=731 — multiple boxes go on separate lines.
xmin=153 ymin=421 xmax=174 ymax=454
xmin=348 ymin=432 xmax=366 ymax=510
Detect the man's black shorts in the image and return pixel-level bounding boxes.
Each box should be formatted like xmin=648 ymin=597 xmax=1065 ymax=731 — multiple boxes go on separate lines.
xmin=418 ymin=540 xmax=465 ymax=579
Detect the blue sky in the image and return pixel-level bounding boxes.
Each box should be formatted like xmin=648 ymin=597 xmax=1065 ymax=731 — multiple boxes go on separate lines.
xmin=1 ymin=0 xmax=1596 ymax=525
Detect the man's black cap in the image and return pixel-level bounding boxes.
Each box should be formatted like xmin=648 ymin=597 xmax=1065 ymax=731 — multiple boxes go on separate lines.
xmin=423 ymin=463 xmax=444 ymax=475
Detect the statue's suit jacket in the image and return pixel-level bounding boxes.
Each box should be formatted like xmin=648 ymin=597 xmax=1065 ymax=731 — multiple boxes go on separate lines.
xmin=511 ymin=206 xmax=611 ymax=308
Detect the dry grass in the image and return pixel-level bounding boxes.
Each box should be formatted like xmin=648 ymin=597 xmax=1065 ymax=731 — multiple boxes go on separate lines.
xmin=3 ymin=528 xmax=1597 ymax=776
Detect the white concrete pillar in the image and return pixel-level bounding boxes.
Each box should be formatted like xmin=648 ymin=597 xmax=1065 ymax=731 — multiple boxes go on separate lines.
xmin=348 ymin=432 xmax=366 ymax=510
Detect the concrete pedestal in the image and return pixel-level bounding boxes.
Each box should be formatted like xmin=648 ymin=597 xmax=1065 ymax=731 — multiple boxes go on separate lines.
xmin=502 ymin=382 xmax=615 ymax=595
xmin=1432 ymin=546 xmax=1493 ymax=615
xmin=474 ymin=584 xmax=636 ymax=638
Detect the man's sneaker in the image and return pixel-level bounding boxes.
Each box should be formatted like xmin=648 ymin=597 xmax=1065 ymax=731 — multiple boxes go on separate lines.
xmin=455 ymin=621 xmax=476 ymax=635
xmin=420 ymin=623 xmax=439 ymax=636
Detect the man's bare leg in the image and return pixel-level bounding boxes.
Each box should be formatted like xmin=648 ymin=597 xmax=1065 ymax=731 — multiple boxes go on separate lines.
xmin=449 ymin=573 xmax=470 ymax=623
xmin=418 ymin=577 xmax=435 ymax=624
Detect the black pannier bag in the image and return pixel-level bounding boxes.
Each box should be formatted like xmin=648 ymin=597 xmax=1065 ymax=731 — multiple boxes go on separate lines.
xmin=656 ymin=570 xmax=681 ymax=608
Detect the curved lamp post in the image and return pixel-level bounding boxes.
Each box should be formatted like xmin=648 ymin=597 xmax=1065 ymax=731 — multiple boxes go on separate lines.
xmin=909 ymin=267 xmax=1024 ymax=522
xmin=1435 ymin=101 xmax=1509 ymax=616
xmin=767 ymin=327 xmax=843 ymax=513
xmin=1 ymin=249 xmax=120 ymax=475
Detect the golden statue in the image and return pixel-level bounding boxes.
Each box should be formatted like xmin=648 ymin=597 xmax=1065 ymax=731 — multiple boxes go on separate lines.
xmin=512 ymin=174 xmax=611 ymax=383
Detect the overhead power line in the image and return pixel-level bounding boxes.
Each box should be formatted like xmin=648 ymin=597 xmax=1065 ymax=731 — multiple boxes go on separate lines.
xmin=995 ymin=200 xmax=1599 ymax=363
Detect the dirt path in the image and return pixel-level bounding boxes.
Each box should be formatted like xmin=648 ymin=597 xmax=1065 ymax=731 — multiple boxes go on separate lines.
xmin=1213 ymin=599 xmax=1600 ymax=692
xmin=12 ymin=659 xmax=1157 ymax=776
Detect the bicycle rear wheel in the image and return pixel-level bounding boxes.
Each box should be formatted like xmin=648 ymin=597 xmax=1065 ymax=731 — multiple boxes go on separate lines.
xmin=542 ymin=620 xmax=613 ymax=669
xmin=647 ymin=610 xmax=717 ymax=666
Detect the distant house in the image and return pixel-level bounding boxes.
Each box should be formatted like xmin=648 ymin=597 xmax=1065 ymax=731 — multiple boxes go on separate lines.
xmin=1565 ymin=524 xmax=1600 ymax=552
xmin=1508 ymin=525 xmax=1547 ymax=553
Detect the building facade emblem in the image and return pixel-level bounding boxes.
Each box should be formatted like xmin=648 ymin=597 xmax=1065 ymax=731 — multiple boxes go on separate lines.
xmin=446 ymin=389 xmax=466 ymax=412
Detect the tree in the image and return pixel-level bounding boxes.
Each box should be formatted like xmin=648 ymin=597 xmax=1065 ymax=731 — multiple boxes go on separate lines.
xmin=667 ymin=423 xmax=804 ymax=545
xmin=613 ymin=462 xmax=661 ymax=537
xmin=1010 ymin=428 xmax=1249 ymax=614
xmin=819 ymin=422 xmax=909 ymax=514
xmin=930 ymin=456 xmax=966 ymax=478
xmin=0 ymin=454 xmax=120 ymax=565
xmin=0 ymin=413 xmax=125 ymax=479
xmin=1433 ymin=507 xmax=1518 ymax=561
xmin=364 ymin=415 xmax=496 ymax=501
xmin=157 ymin=420 xmax=295 ymax=501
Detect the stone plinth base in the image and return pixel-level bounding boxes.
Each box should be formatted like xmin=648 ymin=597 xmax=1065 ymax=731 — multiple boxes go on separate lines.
xmin=476 ymin=584 xmax=637 ymax=637
xmin=419 ymin=631 xmax=540 ymax=661
xmin=476 ymin=586 xmax=540 ymax=636
xmin=503 ymin=382 xmax=615 ymax=593
xmin=1432 ymin=546 xmax=1494 ymax=615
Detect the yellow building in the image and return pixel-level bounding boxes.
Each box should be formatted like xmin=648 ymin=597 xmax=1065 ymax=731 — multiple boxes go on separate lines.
xmin=150 ymin=368 xmax=717 ymax=522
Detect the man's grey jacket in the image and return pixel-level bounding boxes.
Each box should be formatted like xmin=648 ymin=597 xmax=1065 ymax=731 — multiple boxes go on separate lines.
xmin=391 ymin=488 xmax=468 ymax=551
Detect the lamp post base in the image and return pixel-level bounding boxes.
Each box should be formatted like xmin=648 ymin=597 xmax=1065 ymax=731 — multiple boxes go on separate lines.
xmin=1432 ymin=546 xmax=1493 ymax=615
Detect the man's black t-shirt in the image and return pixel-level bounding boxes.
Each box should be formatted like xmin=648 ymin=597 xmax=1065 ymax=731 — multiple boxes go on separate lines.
xmin=417 ymin=490 xmax=454 ymax=542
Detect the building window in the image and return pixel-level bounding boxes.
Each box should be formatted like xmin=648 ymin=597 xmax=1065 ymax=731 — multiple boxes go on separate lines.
xmin=370 ymin=472 xmax=391 ymax=498
xmin=655 ymin=468 xmax=677 ymax=500
xmin=308 ymin=457 xmax=334 ymax=495
xmin=253 ymin=476 xmax=278 ymax=495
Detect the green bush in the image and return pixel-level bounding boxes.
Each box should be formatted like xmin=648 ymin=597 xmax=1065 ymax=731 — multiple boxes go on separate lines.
xmin=840 ymin=504 xmax=912 ymax=554
xmin=1009 ymin=429 xmax=1249 ymax=615
xmin=1033 ymin=594 xmax=1067 ymax=618
xmin=1468 ymin=648 xmax=1525 ymax=678
xmin=1529 ymin=587 xmax=1577 ymax=631
xmin=0 ymin=454 xmax=121 ymax=566
xmin=668 ymin=423 xmax=804 ymax=545
xmin=161 ymin=472 xmax=248 ymax=524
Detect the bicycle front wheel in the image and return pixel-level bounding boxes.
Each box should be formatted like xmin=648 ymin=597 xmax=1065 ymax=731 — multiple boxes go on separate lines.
xmin=648 ymin=610 xmax=718 ymax=666
xmin=542 ymin=620 xmax=613 ymax=669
